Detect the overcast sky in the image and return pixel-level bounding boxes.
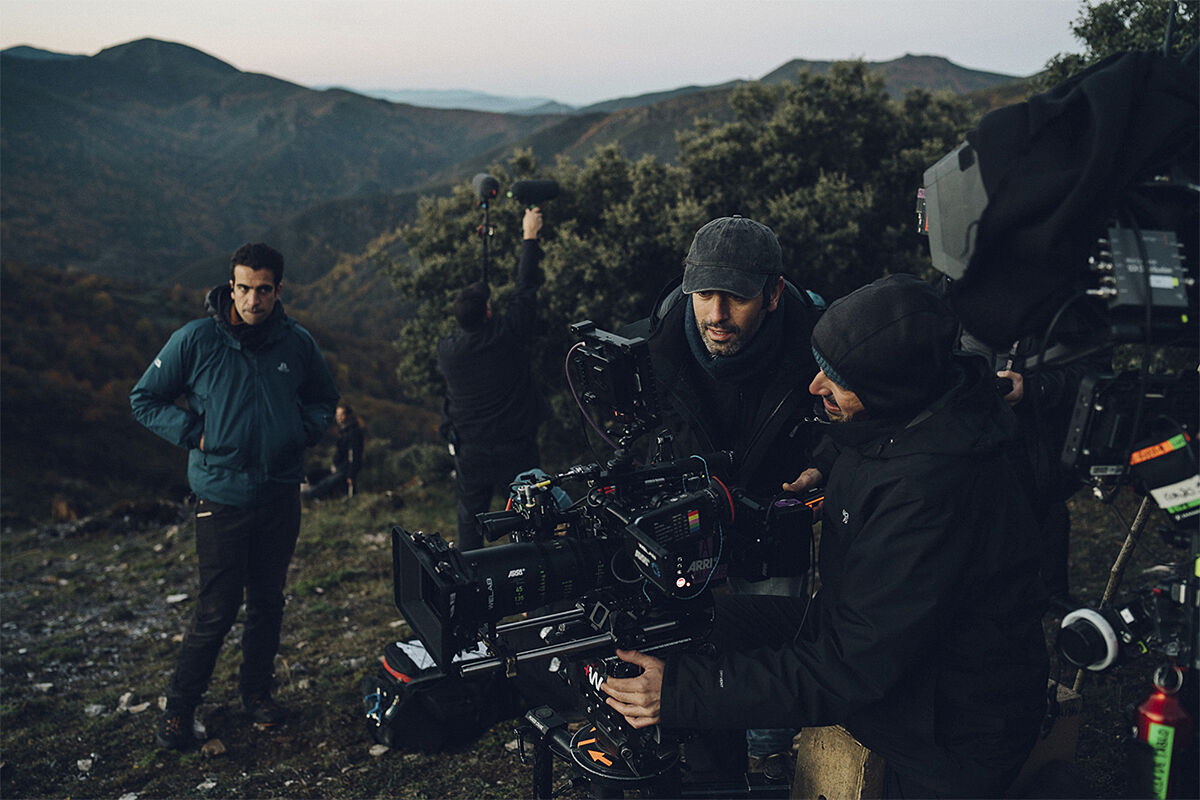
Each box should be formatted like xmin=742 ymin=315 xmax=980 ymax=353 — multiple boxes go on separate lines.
xmin=0 ymin=0 xmax=1087 ymax=106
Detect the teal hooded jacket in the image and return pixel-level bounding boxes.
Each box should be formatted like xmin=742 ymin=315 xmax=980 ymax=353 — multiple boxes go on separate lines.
xmin=131 ymin=286 xmax=340 ymax=507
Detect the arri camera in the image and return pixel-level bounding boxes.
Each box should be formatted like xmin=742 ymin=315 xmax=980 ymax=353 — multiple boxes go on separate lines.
xmin=392 ymin=321 xmax=807 ymax=798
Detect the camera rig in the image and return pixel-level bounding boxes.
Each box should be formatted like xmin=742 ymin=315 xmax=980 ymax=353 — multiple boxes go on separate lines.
xmin=394 ymin=322 xmax=803 ymax=797
xmin=922 ymin=41 xmax=1198 ymax=797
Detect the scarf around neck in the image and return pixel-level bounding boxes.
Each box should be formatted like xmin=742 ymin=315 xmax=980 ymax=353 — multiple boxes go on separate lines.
xmin=683 ymin=296 xmax=783 ymax=382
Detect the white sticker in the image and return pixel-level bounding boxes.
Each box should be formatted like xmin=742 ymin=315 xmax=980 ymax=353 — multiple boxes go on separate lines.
xmin=1148 ymin=473 xmax=1200 ymax=513
xmin=393 ymin=639 xmax=490 ymax=670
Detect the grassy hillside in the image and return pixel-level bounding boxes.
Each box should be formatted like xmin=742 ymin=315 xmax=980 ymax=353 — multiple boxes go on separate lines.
xmin=0 ymin=39 xmax=559 ymax=284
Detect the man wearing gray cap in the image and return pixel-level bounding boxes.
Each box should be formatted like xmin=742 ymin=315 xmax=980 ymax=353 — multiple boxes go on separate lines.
xmin=624 ymin=215 xmax=823 ymax=777
xmin=603 ymin=274 xmax=1049 ymax=797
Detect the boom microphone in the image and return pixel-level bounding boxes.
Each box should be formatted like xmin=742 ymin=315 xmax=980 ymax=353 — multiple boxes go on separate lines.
xmin=472 ymin=173 xmax=500 ymax=203
xmin=510 ymin=179 xmax=560 ymax=206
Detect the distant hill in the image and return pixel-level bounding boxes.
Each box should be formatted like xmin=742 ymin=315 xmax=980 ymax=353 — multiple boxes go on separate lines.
xmin=1 ymin=39 xmax=1027 ymax=289
xmin=761 ymin=53 xmax=1021 ymax=96
xmin=0 ymin=44 xmax=85 ymax=61
xmin=447 ymin=88 xmax=740 ymax=176
xmin=336 ymin=87 xmax=567 ymax=114
xmin=318 ymin=53 xmax=1021 ymax=117
xmin=577 ymin=81 xmax=747 ymax=114
xmin=0 ymin=38 xmax=560 ymax=284
xmin=574 ymin=53 xmax=1021 ymax=114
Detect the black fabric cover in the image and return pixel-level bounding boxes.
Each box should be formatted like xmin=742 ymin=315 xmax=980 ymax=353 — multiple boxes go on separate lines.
xmin=952 ymin=49 xmax=1199 ymax=348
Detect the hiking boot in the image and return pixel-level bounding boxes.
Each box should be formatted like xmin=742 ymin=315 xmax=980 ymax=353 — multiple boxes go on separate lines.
xmin=243 ymin=691 xmax=288 ymax=726
xmin=155 ymin=706 xmax=197 ymax=750
xmin=748 ymin=751 xmax=794 ymax=784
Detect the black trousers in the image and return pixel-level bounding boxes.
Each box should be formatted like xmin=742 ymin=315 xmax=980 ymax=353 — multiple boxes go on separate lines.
xmin=453 ymin=437 xmax=539 ymax=551
xmin=166 ymin=488 xmax=301 ymax=708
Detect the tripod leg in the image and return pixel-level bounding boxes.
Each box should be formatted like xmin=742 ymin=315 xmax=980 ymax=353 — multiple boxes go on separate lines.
xmin=533 ymin=733 xmax=554 ymax=799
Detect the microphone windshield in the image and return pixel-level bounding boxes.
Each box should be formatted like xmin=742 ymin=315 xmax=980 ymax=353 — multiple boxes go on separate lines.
xmin=472 ymin=173 xmax=500 ymax=202
xmin=510 ymin=179 xmax=560 ymax=206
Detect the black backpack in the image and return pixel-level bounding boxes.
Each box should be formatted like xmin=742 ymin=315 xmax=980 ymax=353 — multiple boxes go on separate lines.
xmin=361 ymin=638 xmax=522 ymax=753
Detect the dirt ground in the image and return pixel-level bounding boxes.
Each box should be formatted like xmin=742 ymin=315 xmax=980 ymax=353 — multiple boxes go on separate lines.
xmin=0 ymin=487 xmax=1193 ymax=798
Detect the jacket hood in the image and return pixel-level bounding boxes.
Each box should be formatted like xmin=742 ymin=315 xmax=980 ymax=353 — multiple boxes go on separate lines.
xmin=812 ymin=274 xmax=958 ymax=419
xmin=205 ymin=284 xmax=287 ymax=348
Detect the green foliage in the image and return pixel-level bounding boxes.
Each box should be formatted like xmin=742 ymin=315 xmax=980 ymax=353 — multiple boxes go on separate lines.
xmin=1039 ymin=0 xmax=1198 ymax=88
xmin=389 ymin=146 xmax=709 ymax=464
xmin=678 ymin=62 xmax=974 ymax=301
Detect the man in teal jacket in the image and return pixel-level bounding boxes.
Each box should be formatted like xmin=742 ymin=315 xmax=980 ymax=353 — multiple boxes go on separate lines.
xmin=131 ymin=242 xmax=339 ymax=750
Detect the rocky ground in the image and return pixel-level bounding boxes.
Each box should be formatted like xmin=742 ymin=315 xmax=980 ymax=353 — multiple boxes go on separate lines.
xmin=0 ymin=487 xmax=1191 ymax=798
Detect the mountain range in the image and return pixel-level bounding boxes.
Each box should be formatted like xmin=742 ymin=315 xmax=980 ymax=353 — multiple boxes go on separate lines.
xmin=1 ymin=37 xmax=1025 ymax=292
xmin=0 ymin=37 xmax=1030 ymax=521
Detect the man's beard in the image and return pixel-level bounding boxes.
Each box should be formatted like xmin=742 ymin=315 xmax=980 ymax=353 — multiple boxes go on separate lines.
xmin=698 ymin=311 xmax=765 ymax=357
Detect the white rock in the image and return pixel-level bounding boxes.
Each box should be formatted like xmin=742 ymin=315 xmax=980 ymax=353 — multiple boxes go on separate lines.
xmin=116 ymin=692 xmax=133 ymax=711
xmin=369 ymin=744 xmax=390 ymax=757
xmin=33 ymin=683 xmax=53 ymax=693
xmin=196 ymin=779 xmax=217 ymax=791
xmin=117 ymin=793 xmax=139 ymax=800
xmin=128 ymin=701 xmax=151 ymax=714
xmin=166 ymin=594 xmax=189 ymax=604
xmin=77 ymin=758 xmax=93 ymax=772
xmin=84 ymin=704 xmax=106 ymax=717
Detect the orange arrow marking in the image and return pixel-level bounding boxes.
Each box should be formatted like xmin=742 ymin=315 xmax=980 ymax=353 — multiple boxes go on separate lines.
xmin=587 ymin=749 xmax=613 ymax=766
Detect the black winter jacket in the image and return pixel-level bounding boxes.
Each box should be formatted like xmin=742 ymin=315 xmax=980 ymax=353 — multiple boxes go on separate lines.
xmin=626 ymin=282 xmax=823 ymax=578
xmin=662 ymin=355 xmax=1049 ymax=796
xmin=437 ymin=240 xmax=547 ymax=446
xmin=633 ymin=281 xmax=822 ymax=499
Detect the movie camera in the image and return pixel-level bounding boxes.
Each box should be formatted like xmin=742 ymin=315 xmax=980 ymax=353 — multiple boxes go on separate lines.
xmin=393 ymin=321 xmax=808 ymax=797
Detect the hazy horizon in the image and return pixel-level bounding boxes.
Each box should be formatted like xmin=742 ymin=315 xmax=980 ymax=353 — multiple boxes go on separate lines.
xmin=0 ymin=0 xmax=1084 ymax=106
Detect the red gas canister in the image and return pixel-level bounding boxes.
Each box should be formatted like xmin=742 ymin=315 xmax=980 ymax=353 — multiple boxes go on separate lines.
xmin=1133 ymin=666 xmax=1193 ymax=799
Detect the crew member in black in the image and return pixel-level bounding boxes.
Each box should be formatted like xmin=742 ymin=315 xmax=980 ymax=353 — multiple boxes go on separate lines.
xmin=603 ymin=275 xmax=1049 ymax=798
xmin=303 ymin=403 xmax=365 ymax=500
xmin=624 ymin=215 xmax=823 ymax=773
xmin=437 ymin=207 xmax=548 ymax=550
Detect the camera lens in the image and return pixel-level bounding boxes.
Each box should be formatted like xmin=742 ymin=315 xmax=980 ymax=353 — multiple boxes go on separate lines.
xmin=457 ymin=537 xmax=613 ymax=621
xmin=1058 ymin=608 xmax=1119 ymax=671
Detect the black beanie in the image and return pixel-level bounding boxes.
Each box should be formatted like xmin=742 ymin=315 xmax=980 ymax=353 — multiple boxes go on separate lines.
xmin=811 ymin=274 xmax=958 ymax=419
